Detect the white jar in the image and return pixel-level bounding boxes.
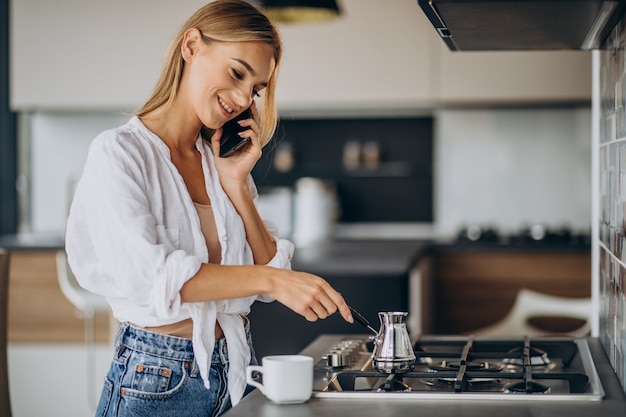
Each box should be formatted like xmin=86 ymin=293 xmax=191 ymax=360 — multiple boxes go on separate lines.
xmin=292 ymin=177 xmax=337 ymax=247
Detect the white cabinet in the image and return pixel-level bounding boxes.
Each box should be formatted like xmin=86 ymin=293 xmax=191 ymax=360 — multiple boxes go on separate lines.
xmin=432 ymin=42 xmax=591 ymax=105
xmin=10 ymin=0 xmax=435 ymax=111
xmin=10 ymin=0 xmax=206 ymax=110
xmin=273 ymin=0 xmax=436 ymax=110
xmin=10 ymin=0 xmax=591 ymax=111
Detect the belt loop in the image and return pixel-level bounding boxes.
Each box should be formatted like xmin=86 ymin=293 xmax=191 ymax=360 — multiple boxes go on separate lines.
xmin=114 ymin=322 xmax=129 ymax=357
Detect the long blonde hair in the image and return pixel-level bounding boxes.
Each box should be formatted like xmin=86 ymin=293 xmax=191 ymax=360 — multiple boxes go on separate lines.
xmin=136 ymin=0 xmax=282 ymax=146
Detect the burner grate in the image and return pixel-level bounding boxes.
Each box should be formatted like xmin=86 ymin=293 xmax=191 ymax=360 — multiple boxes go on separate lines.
xmin=331 ymin=370 xmax=589 ymax=394
xmin=413 ymin=335 xmax=579 ymax=366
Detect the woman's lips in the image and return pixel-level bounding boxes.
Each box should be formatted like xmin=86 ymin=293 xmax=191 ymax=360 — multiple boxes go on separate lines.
xmin=218 ymin=97 xmax=234 ymax=117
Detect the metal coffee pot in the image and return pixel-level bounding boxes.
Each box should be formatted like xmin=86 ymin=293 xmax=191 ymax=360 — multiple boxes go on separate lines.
xmin=350 ymin=308 xmax=416 ymax=373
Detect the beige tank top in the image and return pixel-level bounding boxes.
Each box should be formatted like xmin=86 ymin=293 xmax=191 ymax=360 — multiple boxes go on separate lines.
xmin=142 ymin=202 xmax=223 ymax=339
xmin=194 ymin=202 xmax=222 ymax=264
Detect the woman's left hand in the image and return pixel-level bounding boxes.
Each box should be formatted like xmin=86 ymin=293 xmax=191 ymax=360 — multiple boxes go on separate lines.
xmin=210 ymin=102 xmax=262 ymax=189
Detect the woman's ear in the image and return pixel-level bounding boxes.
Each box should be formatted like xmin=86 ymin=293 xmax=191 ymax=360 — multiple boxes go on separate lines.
xmin=181 ymin=28 xmax=202 ymax=63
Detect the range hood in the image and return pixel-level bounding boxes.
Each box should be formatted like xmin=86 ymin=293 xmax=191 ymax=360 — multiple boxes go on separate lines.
xmin=418 ymin=0 xmax=626 ymax=51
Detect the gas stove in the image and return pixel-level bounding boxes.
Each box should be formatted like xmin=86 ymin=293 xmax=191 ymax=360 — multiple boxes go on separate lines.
xmin=455 ymin=225 xmax=591 ymax=246
xmin=311 ymin=335 xmax=605 ymax=401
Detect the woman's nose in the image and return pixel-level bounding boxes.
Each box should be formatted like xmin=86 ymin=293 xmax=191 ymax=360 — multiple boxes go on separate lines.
xmin=233 ymin=86 xmax=254 ymax=110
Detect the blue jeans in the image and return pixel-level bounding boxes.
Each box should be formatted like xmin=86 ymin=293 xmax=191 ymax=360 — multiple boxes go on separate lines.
xmin=95 ymin=320 xmax=258 ymax=417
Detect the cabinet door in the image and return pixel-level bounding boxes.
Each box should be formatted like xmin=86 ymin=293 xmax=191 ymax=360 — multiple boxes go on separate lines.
xmin=10 ymin=0 xmax=201 ymax=110
xmin=433 ymin=43 xmax=592 ymax=104
xmin=274 ymin=0 xmax=436 ymax=110
xmin=433 ymin=250 xmax=591 ymax=335
xmin=8 ymin=252 xmax=111 ymax=343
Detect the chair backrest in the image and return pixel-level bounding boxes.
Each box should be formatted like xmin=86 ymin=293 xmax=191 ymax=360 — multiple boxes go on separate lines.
xmin=472 ymin=288 xmax=591 ymax=337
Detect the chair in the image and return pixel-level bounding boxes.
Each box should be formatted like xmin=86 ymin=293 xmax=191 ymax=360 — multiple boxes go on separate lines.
xmin=0 ymin=249 xmax=12 ymax=417
xmin=471 ymin=288 xmax=591 ymax=337
xmin=55 ymin=250 xmax=110 ymax=410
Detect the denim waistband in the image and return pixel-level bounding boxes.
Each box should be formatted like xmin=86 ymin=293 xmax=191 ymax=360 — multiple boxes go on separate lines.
xmin=115 ymin=322 xmax=229 ymax=363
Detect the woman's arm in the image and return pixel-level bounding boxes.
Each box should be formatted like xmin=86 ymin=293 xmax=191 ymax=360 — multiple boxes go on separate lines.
xmin=180 ymin=263 xmax=354 ymax=323
xmin=199 ymin=108 xmax=353 ymax=324
xmin=221 ymin=180 xmax=276 ymax=265
xmin=210 ymin=104 xmax=277 ymax=264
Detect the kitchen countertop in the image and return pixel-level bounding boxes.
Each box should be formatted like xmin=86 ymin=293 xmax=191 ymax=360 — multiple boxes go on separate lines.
xmin=223 ymin=336 xmax=626 ymax=417
xmin=289 ymin=237 xmax=590 ymax=278
xmin=0 ymin=233 xmax=64 ymax=251
xmin=291 ymin=239 xmax=430 ymax=277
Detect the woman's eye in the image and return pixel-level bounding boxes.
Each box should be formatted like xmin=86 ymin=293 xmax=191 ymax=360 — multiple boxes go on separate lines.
xmin=232 ymin=69 xmax=243 ymax=80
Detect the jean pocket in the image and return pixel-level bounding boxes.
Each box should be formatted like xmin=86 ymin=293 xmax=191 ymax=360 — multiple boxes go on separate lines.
xmin=131 ymin=364 xmax=172 ymax=393
xmin=122 ymin=356 xmax=188 ymax=400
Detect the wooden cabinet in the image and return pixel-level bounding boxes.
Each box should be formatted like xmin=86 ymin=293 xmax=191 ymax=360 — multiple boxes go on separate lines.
xmin=431 ymin=249 xmax=591 ymax=335
xmin=8 ymin=252 xmax=110 ymax=343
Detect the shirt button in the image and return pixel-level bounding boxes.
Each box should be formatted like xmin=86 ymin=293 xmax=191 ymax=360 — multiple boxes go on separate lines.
xmin=221 ymin=235 xmax=228 ymax=241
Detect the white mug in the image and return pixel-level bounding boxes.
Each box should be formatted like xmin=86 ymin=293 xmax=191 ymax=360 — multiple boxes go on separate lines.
xmin=246 ymin=355 xmax=314 ymax=404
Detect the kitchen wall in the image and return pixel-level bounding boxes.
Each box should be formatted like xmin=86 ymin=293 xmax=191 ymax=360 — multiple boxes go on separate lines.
xmin=25 ymin=107 xmax=592 ymax=238
xmin=598 ymin=18 xmax=626 ymax=394
xmin=435 ymin=107 xmax=591 ymax=237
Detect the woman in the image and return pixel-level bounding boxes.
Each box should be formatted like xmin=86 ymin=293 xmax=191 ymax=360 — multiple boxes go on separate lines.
xmin=65 ymin=1 xmax=353 ymax=416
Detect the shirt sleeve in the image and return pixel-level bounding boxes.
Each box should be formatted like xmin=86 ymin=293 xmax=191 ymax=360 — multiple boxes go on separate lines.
xmin=65 ymin=133 xmax=201 ymax=320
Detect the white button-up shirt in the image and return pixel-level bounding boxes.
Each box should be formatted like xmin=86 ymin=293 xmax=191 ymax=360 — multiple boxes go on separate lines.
xmin=65 ymin=116 xmax=294 ymax=405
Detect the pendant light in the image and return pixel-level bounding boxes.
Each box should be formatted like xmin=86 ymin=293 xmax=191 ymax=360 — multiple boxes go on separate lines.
xmin=259 ymin=0 xmax=341 ymax=24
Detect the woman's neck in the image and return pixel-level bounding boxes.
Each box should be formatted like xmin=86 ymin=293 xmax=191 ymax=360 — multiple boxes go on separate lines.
xmin=140 ymin=104 xmax=201 ymax=152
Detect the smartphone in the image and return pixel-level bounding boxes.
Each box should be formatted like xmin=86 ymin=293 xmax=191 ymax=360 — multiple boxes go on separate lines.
xmin=220 ymin=108 xmax=252 ymax=157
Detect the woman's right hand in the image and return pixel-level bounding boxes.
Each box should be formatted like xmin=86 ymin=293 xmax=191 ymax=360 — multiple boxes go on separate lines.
xmin=268 ymin=269 xmax=354 ymax=324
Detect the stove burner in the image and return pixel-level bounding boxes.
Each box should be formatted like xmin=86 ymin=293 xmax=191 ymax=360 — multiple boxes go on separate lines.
xmin=503 ymin=346 xmax=551 ymax=366
xmin=377 ymin=375 xmax=411 ymax=392
xmin=425 ymin=377 xmax=503 ymax=391
xmin=504 ymin=381 xmax=551 ymax=394
xmin=429 ymin=360 xmax=504 ymax=372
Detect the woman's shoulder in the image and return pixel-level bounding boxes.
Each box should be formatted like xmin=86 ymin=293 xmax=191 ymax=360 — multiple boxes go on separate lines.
xmin=89 ymin=116 xmax=163 ymax=158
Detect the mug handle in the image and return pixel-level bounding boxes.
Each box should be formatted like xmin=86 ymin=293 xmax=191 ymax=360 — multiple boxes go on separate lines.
xmin=246 ymin=365 xmax=265 ymax=394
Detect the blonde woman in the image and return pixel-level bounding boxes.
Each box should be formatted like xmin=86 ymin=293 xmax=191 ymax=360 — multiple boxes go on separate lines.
xmin=65 ymin=1 xmax=353 ymax=416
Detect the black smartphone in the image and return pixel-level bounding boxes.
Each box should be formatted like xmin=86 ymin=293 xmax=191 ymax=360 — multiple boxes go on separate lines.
xmin=219 ymin=108 xmax=252 ymax=157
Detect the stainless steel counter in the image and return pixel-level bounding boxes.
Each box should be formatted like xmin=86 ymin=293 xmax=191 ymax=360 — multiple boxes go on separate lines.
xmin=223 ymin=336 xmax=626 ymax=417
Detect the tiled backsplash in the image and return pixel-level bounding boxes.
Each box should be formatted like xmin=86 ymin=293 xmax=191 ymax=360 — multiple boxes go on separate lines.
xmin=599 ymin=17 xmax=626 ymax=394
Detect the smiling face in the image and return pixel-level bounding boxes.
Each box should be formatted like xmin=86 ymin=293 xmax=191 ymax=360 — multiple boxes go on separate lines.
xmin=179 ymin=29 xmax=276 ymax=130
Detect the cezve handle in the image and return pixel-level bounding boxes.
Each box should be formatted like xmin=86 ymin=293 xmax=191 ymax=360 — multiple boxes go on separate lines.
xmin=349 ymin=306 xmax=378 ymax=335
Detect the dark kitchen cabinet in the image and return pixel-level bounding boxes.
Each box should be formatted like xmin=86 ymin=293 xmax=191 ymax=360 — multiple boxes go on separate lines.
xmin=247 ymin=239 xmax=424 ymax=360
xmin=252 ymin=117 xmax=434 ymax=223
